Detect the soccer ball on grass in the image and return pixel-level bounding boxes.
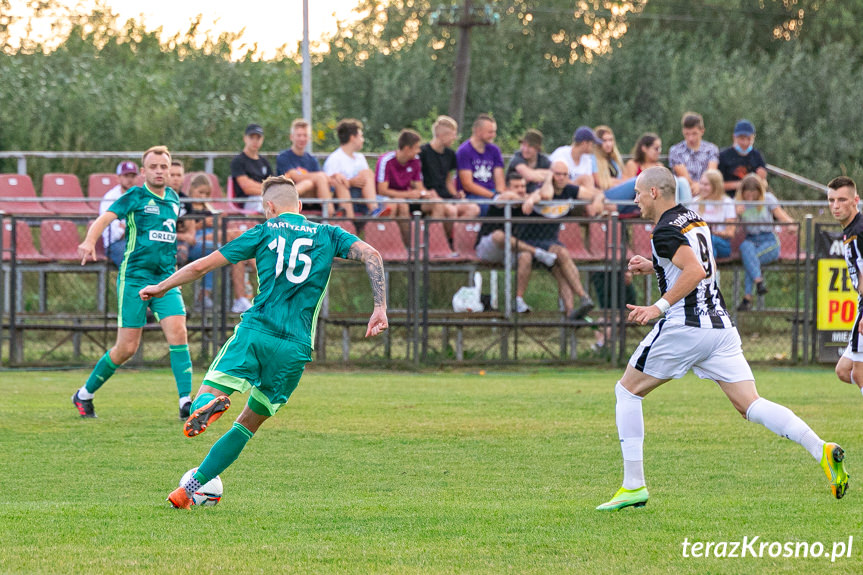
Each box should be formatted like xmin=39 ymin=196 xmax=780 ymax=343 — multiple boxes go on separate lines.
xmin=180 ymin=467 xmax=223 ymax=506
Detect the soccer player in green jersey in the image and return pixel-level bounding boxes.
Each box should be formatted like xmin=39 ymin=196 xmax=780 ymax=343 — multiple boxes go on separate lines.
xmin=138 ymin=175 xmax=389 ymax=508
xmin=73 ymin=146 xmax=194 ymax=420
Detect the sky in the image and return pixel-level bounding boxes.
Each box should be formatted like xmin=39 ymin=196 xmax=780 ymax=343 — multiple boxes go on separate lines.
xmin=7 ymin=0 xmax=364 ymax=59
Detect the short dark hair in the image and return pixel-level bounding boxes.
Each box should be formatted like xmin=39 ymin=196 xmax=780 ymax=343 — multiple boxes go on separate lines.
xmin=506 ymin=171 xmax=525 ymax=186
xmin=171 ymin=159 xmax=184 ymax=168
xmin=681 ymin=112 xmax=704 ymax=130
xmin=828 ymin=176 xmax=857 ymax=193
xmin=397 ymin=129 xmax=421 ymax=150
xmin=336 ymin=119 xmax=363 ymax=145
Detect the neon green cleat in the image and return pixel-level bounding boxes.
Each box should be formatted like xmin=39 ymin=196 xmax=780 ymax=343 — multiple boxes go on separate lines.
xmin=596 ymin=486 xmax=649 ymax=511
xmin=820 ymin=442 xmax=849 ymax=500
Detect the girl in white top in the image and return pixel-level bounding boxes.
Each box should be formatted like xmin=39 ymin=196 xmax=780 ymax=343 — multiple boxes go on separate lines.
xmin=694 ymin=169 xmax=736 ymax=259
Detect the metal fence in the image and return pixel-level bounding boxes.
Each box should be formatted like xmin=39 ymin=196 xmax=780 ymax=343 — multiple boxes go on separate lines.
xmin=0 ymin=197 xmax=834 ymax=368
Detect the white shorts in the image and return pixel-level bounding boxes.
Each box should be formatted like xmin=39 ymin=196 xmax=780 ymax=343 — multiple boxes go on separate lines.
xmin=629 ymin=320 xmax=754 ymax=383
xmin=841 ymin=342 xmax=863 ymax=363
xmin=476 ymin=233 xmax=504 ymax=263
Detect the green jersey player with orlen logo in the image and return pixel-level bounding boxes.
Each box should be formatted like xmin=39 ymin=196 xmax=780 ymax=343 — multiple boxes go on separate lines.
xmin=138 ymin=175 xmax=389 ymax=509
xmin=73 ymin=145 xmax=194 ymax=421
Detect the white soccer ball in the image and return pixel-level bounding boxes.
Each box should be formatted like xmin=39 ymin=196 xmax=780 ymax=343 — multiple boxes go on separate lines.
xmin=180 ymin=467 xmax=223 ymax=506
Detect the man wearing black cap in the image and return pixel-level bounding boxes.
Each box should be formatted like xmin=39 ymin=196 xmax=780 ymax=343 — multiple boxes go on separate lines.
xmin=230 ymin=123 xmax=272 ymax=212
xmin=717 ymin=119 xmax=768 ymax=197
xmin=506 ymin=128 xmax=552 ymax=193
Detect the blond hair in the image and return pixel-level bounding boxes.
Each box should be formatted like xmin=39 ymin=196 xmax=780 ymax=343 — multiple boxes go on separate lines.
xmin=593 ymin=125 xmax=623 ymax=190
xmin=142 ymin=145 xmax=171 ymax=165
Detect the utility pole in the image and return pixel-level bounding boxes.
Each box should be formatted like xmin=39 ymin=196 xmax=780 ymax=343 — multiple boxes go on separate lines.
xmin=432 ymin=0 xmax=496 ymax=130
xmin=302 ymin=0 xmax=312 ymax=152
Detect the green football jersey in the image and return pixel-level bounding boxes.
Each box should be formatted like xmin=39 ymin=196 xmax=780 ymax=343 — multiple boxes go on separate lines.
xmin=220 ymin=212 xmax=360 ymax=347
xmin=108 ymin=184 xmax=181 ymax=282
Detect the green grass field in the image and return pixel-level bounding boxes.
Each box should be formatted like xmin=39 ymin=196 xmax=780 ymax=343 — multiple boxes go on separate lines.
xmin=1 ymin=367 xmax=861 ymax=574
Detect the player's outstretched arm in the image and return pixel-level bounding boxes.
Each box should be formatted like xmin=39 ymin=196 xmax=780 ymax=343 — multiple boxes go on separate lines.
xmin=140 ymin=251 xmax=230 ymax=301
xmin=346 ymin=240 xmax=389 ymax=337
xmin=78 ymin=211 xmax=117 ymax=265
xmin=626 ymin=245 xmax=706 ymax=325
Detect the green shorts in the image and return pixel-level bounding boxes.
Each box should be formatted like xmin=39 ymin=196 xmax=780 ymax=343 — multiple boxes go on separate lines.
xmin=118 ymin=278 xmax=186 ymax=328
xmin=203 ymin=324 xmax=312 ymax=416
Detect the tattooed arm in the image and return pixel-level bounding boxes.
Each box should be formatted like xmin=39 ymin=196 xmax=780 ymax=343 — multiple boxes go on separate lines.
xmin=346 ymin=240 xmax=389 ymax=337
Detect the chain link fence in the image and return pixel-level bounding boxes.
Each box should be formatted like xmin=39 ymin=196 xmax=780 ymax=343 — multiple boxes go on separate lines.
xmin=0 ymin=195 xmax=834 ymax=368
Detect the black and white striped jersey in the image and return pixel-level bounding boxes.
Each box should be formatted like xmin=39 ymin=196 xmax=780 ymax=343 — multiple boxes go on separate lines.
xmin=651 ymin=204 xmax=734 ymax=329
xmin=842 ymin=212 xmax=863 ymax=296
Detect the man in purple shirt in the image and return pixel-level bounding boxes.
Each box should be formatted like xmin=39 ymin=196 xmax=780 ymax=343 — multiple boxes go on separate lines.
xmin=456 ymin=114 xmax=506 ymax=216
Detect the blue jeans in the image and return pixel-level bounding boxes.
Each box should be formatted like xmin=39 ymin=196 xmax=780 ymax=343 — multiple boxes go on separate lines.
xmin=107 ymin=239 xmax=125 ymax=268
xmin=711 ymin=234 xmax=731 ymax=259
xmin=739 ymin=232 xmax=778 ymax=295
xmin=188 ymin=237 xmax=216 ymax=290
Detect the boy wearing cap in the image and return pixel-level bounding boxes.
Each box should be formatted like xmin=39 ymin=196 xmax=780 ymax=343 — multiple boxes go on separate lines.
xmin=549 ymin=126 xmax=602 ymax=188
xmin=100 ymin=161 xmax=139 ymax=268
xmin=718 ymin=119 xmax=768 ymax=196
xmin=506 ymin=129 xmax=552 ymax=193
xmin=230 ymin=123 xmax=273 ymax=212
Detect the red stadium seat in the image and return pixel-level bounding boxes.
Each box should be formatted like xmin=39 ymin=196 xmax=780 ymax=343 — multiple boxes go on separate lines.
xmin=87 ymin=173 xmax=119 ymax=210
xmin=363 ymin=221 xmax=408 ymax=262
xmin=0 ymin=174 xmax=53 ymax=216
xmin=86 ymin=220 xmax=107 ymax=261
xmin=41 ymin=173 xmax=95 ymax=215
xmin=451 ymin=222 xmax=481 ymax=262
xmin=558 ymin=222 xmax=593 ymax=261
xmin=777 ymin=224 xmax=804 ymax=261
xmin=332 ymin=219 xmax=358 ymax=236
xmin=411 ymin=222 xmax=457 ymax=261
xmin=226 ymin=178 xmax=261 ymax=215
xmin=2 ymin=219 xmax=50 ymax=261
xmin=628 ymin=222 xmax=653 ymax=258
xmin=40 ymin=220 xmax=83 ymax=261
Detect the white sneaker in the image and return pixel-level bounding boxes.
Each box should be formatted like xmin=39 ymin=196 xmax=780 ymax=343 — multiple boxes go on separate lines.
xmin=231 ymin=297 xmax=252 ymax=313
xmin=534 ymin=248 xmax=558 ymax=268
xmin=515 ymin=296 xmax=531 ymax=314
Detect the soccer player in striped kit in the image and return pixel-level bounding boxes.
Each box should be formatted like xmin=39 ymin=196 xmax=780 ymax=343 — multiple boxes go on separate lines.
xmin=597 ymin=166 xmax=848 ymax=510
xmin=828 ymin=176 xmax=863 ymax=395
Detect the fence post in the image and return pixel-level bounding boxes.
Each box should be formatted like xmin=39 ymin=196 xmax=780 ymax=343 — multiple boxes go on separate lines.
xmin=411 ymin=210 xmax=423 ymax=365
xmin=421 ymin=215 xmax=430 ymax=363
xmin=803 ymin=215 xmax=814 ymax=364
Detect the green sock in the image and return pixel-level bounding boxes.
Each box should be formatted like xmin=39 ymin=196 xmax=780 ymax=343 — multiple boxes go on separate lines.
xmin=169 ymin=344 xmax=193 ymax=399
xmin=191 ymin=392 xmax=216 ymax=412
xmin=84 ymin=351 xmax=119 ymax=394
xmin=196 ymin=422 xmax=254 ymax=483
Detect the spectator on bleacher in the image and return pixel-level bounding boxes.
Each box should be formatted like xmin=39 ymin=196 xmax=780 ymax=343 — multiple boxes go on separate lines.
xmin=506 ymin=129 xmax=551 ymax=193
xmin=549 ymin=126 xmax=601 ymax=188
xmin=693 ymin=169 xmax=736 ymax=259
xmin=623 ymin=132 xmax=663 ymax=179
xmin=607 ymin=133 xmax=691 ymax=212
xmin=323 ymin=118 xmax=387 ymax=217
xmin=475 ymin=173 xmax=558 ymax=313
xmin=718 ymin=119 xmax=768 ymax=197
xmin=668 ymin=112 xmax=720 ymax=191
xmin=518 ymin=170 xmax=595 ymax=320
xmin=735 ymin=174 xmax=793 ymax=311
xmin=175 ymin=174 xmax=219 ymax=308
xmin=229 ymin=124 xmax=270 ymax=313
xmin=230 ymin=123 xmax=272 ymax=213
xmin=168 ymin=159 xmax=187 ymax=212
xmin=276 ymin=119 xmax=351 ymax=217
xmin=376 ymin=129 xmax=446 ymax=243
xmin=456 ymin=113 xmax=506 ymax=217
xmin=100 ymin=160 xmax=138 ymax=268
xmin=420 ymin=115 xmax=477 ymax=235
xmin=593 ymin=125 xmax=625 ymax=191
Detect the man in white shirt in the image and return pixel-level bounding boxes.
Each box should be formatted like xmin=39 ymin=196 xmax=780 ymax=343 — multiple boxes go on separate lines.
xmin=549 ymin=126 xmax=601 ymax=187
xmin=99 ymin=161 xmax=138 ymax=267
xmin=323 ymin=118 xmax=388 ymax=217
